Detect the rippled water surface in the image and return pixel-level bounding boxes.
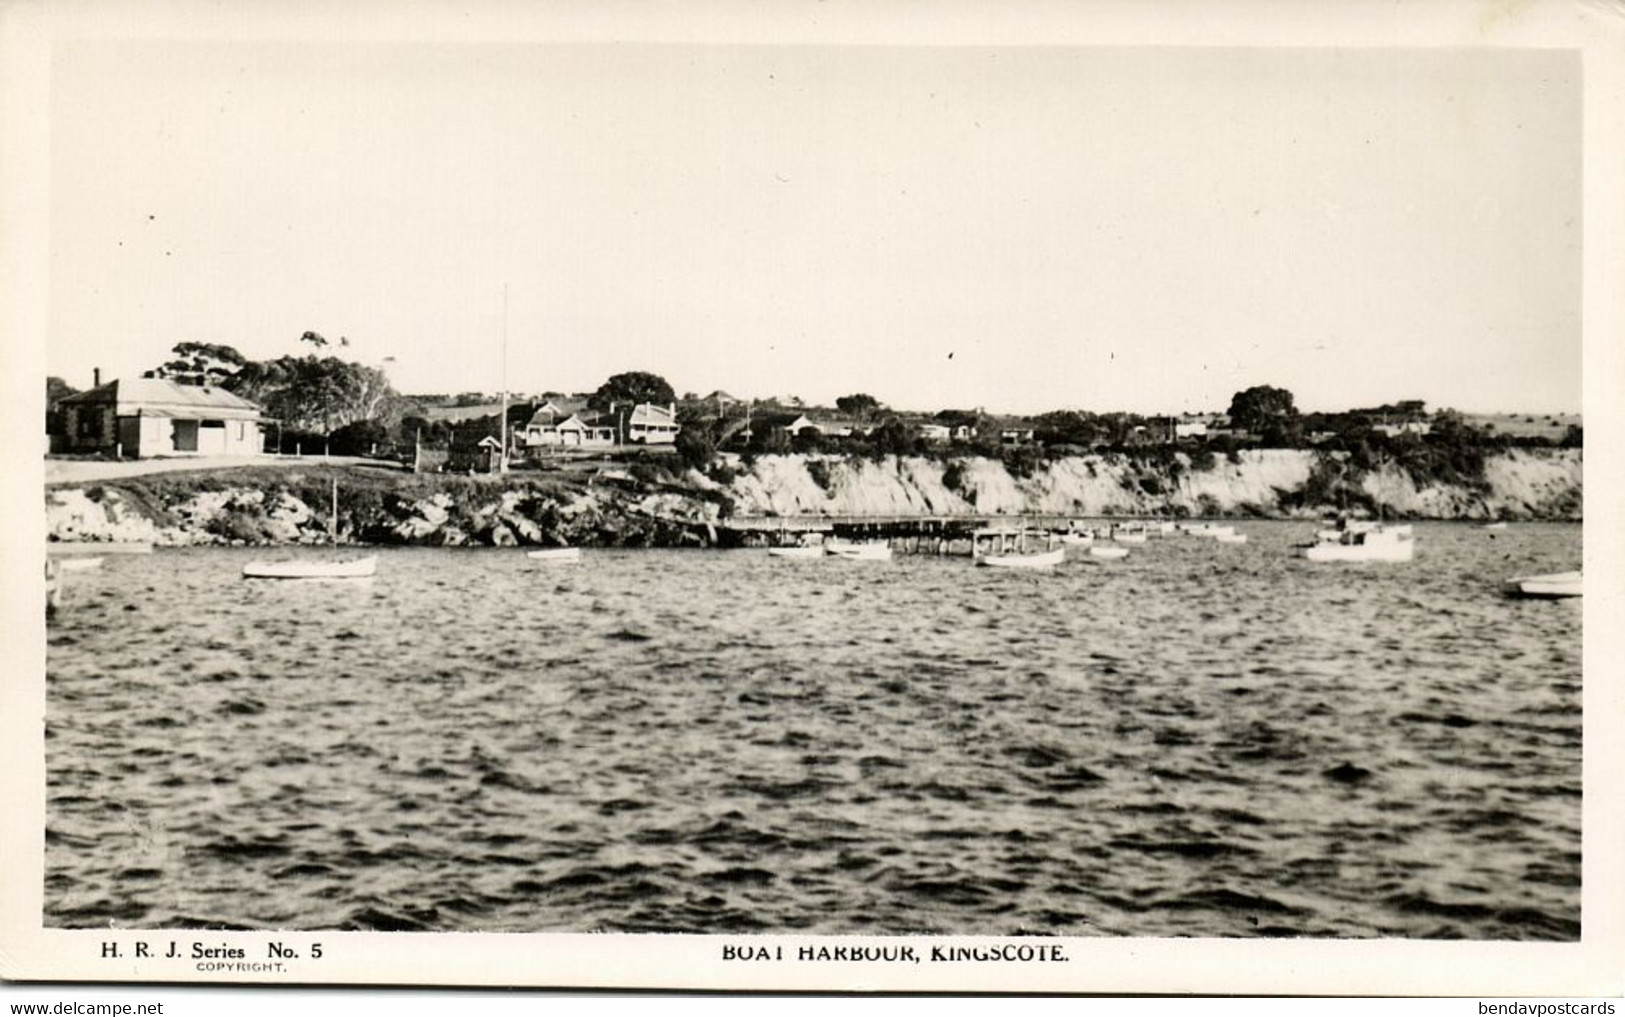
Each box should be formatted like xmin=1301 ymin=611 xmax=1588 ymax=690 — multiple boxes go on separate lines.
xmin=45 ymin=523 xmax=1582 ymax=938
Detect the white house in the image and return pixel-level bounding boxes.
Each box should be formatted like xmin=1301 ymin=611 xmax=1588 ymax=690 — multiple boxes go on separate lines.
xmin=627 ymin=403 xmax=680 ymax=444
xmin=782 ymin=414 xmax=865 ymax=438
xmin=55 ymin=377 xmax=264 ymax=458
xmin=521 ymin=411 xmax=615 ymax=448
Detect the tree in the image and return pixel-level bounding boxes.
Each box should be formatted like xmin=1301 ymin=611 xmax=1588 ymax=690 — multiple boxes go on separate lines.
xmin=836 ymin=393 xmax=882 ymax=418
xmin=675 ymin=423 xmax=719 ymax=469
xmin=1260 ymin=417 xmax=1305 ymax=449
xmin=46 ymin=376 xmax=78 ymax=406
xmin=588 ymin=371 xmax=676 ymax=412
xmin=1031 ymin=410 xmax=1100 ymax=448
xmin=46 ymin=376 xmax=78 ymax=432
xmin=145 ymin=342 xmax=248 ymax=386
xmin=229 ymin=355 xmax=400 ymax=435
xmin=329 ymin=419 xmax=390 ymax=456
xmin=869 ymin=417 xmax=920 ymax=457
xmin=1226 ymin=385 xmax=1299 ymax=433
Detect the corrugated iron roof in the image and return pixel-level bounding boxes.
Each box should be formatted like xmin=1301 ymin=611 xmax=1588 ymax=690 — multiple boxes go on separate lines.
xmin=60 ymin=377 xmax=261 ymax=415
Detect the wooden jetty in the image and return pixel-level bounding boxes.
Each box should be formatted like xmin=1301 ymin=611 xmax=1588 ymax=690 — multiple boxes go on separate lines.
xmin=719 ymin=514 xmax=1082 ymax=556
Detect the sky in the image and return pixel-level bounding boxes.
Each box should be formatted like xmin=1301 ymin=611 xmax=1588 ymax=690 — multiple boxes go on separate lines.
xmin=46 ymin=42 xmax=1581 ymax=416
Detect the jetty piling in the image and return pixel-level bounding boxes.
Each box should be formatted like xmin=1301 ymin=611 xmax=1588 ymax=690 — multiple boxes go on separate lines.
xmin=713 ymin=512 xmax=1112 ymax=555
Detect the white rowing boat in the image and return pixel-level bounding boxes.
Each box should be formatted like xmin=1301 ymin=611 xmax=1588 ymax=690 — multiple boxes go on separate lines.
xmin=826 ymin=541 xmax=892 ymax=561
xmin=1089 ymin=545 xmax=1130 ymax=560
xmin=56 ymin=557 xmax=104 ymax=571
xmin=977 ymin=547 xmax=1065 ymax=569
xmin=47 ymin=541 xmax=153 ymax=555
xmin=768 ymin=546 xmax=826 ymax=559
xmin=242 ymin=555 xmax=377 ymax=579
xmin=1504 ymin=571 xmax=1581 ymax=599
xmin=244 ymin=478 xmax=376 ymax=579
xmin=528 ymin=547 xmax=583 ymax=563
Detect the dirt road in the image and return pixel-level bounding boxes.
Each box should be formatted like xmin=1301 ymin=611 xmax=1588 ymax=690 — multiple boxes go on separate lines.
xmin=45 ymin=454 xmax=394 ymax=485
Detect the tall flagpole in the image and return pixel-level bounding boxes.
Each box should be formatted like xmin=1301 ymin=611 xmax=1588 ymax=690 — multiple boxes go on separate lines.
xmin=499 ymin=284 xmax=509 ymax=473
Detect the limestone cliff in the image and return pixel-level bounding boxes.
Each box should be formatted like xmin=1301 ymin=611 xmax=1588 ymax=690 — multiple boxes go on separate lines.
xmin=721 ymin=449 xmax=1581 ymax=521
xmin=43 ymin=448 xmax=1581 ymax=547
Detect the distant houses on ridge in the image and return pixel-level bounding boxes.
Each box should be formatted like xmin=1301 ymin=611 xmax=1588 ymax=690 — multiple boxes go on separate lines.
xmin=519 ymin=401 xmax=680 ymax=449
xmin=44 ymin=368 xmax=1524 ymax=467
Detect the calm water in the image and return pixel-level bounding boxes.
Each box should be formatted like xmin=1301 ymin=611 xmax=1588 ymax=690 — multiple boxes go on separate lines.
xmin=44 ymin=522 xmax=1582 ymax=938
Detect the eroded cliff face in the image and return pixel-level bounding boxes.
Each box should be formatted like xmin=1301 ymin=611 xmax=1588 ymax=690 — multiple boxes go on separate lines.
xmin=44 ymin=478 xmax=725 ymax=548
xmin=43 ymin=448 xmax=1581 ymax=546
xmin=720 ymin=449 xmax=1582 ymax=521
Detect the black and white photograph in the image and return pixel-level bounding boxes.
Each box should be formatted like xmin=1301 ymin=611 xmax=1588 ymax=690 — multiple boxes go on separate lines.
xmin=3 ymin=0 xmax=1622 ymax=997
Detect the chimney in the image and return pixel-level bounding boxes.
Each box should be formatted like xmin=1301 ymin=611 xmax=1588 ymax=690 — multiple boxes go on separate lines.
xmin=93 ymin=367 xmax=101 ymax=387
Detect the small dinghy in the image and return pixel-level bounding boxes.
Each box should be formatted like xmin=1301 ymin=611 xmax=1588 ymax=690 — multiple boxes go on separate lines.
xmin=1214 ymin=532 xmax=1248 ymax=544
xmin=48 ymin=541 xmax=152 ymax=555
xmin=528 ymin=547 xmax=583 ymax=563
xmin=243 ymin=555 xmax=377 ymax=579
xmin=1089 ymin=545 xmax=1130 ymax=560
xmin=977 ymin=547 xmax=1065 ymax=569
xmin=56 ymin=557 xmax=104 ymax=571
xmin=1504 ymin=571 xmax=1581 ymax=599
xmin=245 ymin=478 xmax=376 ymax=579
xmin=826 ymin=541 xmax=892 ymax=561
xmin=768 ymin=546 xmax=826 ymax=559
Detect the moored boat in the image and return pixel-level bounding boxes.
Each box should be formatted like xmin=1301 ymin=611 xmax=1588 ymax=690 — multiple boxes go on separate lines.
xmin=1504 ymin=571 xmax=1581 ymax=599
xmin=1213 ymin=532 xmax=1248 ymax=544
xmin=826 ymin=541 xmax=892 ymax=561
xmin=56 ymin=556 xmax=104 ymax=571
xmin=767 ymin=545 xmax=826 ymax=559
xmin=245 ymin=477 xmax=376 ymax=579
xmin=977 ymin=547 xmax=1065 ymax=569
xmin=1316 ymin=522 xmax=1410 ymax=542
xmin=47 ymin=541 xmax=153 ymax=555
xmin=243 ymin=555 xmax=378 ymax=579
xmin=528 ymin=547 xmax=583 ymax=563
xmin=1302 ymin=526 xmax=1414 ymax=563
xmin=1088 ymin=545 xmax=1130 ymax=560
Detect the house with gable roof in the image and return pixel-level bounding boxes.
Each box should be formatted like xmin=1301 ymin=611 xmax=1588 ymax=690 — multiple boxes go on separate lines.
xmin=519 ymin=402 xmax=615 ymax=448
xmin=54 ymin=376 xmax=264 ymax=458
xmin=626 ymin=402 xmax=680 ymax=444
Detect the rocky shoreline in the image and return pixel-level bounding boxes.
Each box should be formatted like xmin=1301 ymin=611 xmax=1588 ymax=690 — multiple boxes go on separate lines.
xmin=44 ymin=448 xmax=1582 ymax=548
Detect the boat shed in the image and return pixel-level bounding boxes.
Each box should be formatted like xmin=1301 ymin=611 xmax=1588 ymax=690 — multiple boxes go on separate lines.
xmin=55 ymin=377 xmax=264 ymax=458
